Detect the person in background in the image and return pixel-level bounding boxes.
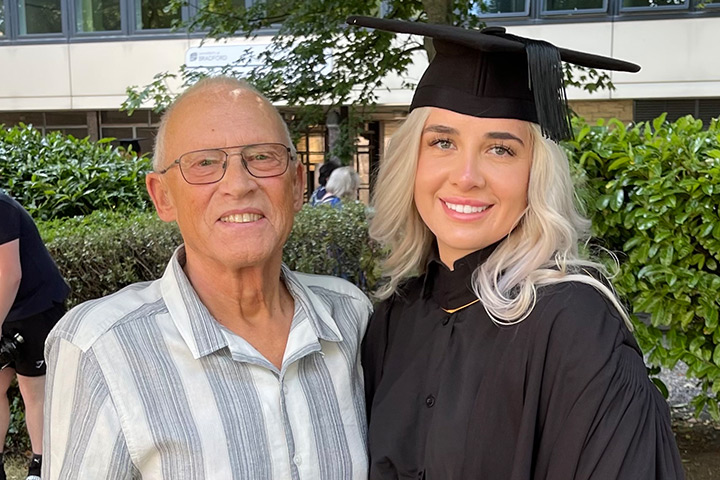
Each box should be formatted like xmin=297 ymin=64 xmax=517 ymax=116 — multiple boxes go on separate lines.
xmin=317 ymin=166 xmax=360 ymax=208
xmin=349 ymin=16 xmax=684 ymax=479
xmin=0 ymin=191 xmax=69 ymax=480
xmin=43 ymin=76 xmax=371 ymax=479
xmin=309 ymin=161 xmax=341 ymax=206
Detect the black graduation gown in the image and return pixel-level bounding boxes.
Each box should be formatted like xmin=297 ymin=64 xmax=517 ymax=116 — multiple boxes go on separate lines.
xmin=362 ymin=246 xmax=685 ymax=480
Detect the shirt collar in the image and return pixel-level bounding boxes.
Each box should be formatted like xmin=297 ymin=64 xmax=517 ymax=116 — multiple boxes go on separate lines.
xmin=160 ymin=246 xmax=343 ymax=361
xmin=422 ymin=241 xmax=501 ymax=311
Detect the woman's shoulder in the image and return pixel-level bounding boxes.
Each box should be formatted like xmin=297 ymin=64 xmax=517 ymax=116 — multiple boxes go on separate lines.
xmin=527 ymin=280 xmax=636 ymax=366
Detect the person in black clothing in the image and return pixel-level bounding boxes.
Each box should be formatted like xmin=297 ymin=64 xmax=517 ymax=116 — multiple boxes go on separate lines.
xmin=0 ymin=192 xmax=69 ymax=480
xmin=348 ymin=16 xmax=685 ymax=480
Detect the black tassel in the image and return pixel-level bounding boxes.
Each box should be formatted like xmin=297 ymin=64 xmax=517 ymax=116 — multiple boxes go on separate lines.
xmin=523 ymin=39 xmax=572 ymax=142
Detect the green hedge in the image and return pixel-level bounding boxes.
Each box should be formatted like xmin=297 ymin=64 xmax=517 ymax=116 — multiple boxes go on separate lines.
xmin=41 ymin=210 xmax=182 ymax=306
xmin=0 ymin=124 xmax=151 ymax=220
xmin=565 ymin=114 xmax=720 ymax=418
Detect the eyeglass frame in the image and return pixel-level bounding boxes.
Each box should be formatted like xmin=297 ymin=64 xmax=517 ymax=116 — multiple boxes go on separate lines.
xmin=157 ymin=142 xmax=295 ymax=185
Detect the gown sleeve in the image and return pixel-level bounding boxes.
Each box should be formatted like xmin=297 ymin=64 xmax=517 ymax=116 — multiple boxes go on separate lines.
xmin=361 ymin=296 xmax=393 ymax=418
xmin=531 ymin=283 xmax=685 ymax=480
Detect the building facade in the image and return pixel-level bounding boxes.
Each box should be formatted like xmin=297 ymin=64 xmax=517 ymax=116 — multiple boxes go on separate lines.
xmin=1 ymin=0 xmax=720 ymax=197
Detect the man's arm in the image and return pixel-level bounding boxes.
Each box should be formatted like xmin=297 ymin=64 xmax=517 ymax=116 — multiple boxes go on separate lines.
xmin=43 ymin=333 xmax=136 ymax=480
xmin=0 ymin=239 xmax=22 ymax=326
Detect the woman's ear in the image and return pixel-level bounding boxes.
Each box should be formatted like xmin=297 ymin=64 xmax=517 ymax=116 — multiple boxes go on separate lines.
xmin=146 ymin=173 xmax=177 ymax=222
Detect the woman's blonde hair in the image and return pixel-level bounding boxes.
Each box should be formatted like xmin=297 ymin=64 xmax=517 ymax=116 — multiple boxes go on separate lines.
xmin=370 ymin=107 xmax=630 ymax=328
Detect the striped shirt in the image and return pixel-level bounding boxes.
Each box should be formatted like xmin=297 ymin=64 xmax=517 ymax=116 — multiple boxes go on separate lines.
xmin=43 ymin=247 xmax=372 ymax=480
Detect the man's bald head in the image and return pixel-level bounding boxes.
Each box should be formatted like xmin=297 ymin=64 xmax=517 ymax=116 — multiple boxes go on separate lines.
xmin=153 ymin=77 xmax=294 ymax=171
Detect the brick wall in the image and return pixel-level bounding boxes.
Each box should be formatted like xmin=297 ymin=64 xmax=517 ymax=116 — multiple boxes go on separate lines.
xmin=569 ymin=100 xmax=634 ymax=124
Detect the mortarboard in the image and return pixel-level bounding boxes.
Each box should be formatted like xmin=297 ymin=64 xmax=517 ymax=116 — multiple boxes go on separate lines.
xmin=346 ymin=16 xmax=640 ymax=142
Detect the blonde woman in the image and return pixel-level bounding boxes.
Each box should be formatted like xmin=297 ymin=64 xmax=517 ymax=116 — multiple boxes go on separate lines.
xmin=349 ymin=16 xmax=684 ymax=480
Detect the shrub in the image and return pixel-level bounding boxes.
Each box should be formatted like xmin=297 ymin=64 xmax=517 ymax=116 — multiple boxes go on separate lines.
xmin=40 ymin=210 xmax=182 ymax=306
xmin=565 ymin=114 xmax=720 ymax=418
xmin=0 ymin=124 xmax=151 ymax=221
xmin=284 ymin=202 xmax=383 ymax=294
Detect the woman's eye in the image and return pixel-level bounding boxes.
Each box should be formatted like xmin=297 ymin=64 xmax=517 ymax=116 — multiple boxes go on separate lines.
xmin=430 ymin=138 xmax=454 ymax=150
xmin=490 ymin=145 xmax=514 ymax=156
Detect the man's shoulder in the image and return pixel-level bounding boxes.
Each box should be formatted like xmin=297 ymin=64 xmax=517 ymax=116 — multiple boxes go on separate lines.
xmin=49 ymin=279 xmax=165 ymax=352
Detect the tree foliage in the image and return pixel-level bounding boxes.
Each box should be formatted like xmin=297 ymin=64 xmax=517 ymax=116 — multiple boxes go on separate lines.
xmin=123 ymin=0 xmax=613 ymax=150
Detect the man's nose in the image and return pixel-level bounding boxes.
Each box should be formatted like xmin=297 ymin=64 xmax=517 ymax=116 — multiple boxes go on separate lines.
xmin=219 ymin=153 xmax=257 ymax=190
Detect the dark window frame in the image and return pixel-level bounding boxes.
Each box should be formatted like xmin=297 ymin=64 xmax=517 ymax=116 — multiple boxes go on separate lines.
xmin=0 ymin=0 xmax=719 ymax=43
xmin=69 ymin=0 xmax=126 ymax=37
xmin=541 ymin=0 xmax=610 ymax=17
xmin=474 ymin=0 xmax=533 ymax=19
xmin=131 ymin=0 xmax=187 ymax=34
xmin=16 ymin=0 xmax=67 ymax=39
xmin=619 ymin=0 xmax=690 ymax=14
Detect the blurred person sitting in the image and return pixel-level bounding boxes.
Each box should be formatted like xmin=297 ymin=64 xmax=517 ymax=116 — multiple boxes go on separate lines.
xmin=309 ymin=161 xmax=340 ymax=206
xmin=317 ymin=166 xmax=360 ymax=208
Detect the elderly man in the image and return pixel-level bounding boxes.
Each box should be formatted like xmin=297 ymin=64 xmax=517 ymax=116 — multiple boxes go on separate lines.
xmin=43 ymin=77 xmax=372 ymax=479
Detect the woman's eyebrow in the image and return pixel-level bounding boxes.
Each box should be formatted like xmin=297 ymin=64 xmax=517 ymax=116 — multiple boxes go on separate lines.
xmin=485 ymin=131 xmax=525 ymax=146
xmin=423 ymin=124 xmax=460 ymax=135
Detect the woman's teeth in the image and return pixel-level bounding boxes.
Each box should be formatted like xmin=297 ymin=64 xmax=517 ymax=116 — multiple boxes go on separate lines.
xmin=444 ymin=201 xmax=489 ymax=214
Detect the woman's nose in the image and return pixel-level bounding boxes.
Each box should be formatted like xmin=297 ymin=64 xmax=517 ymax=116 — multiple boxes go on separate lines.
xmin=449 ymin=150 xmax=486 ymax=190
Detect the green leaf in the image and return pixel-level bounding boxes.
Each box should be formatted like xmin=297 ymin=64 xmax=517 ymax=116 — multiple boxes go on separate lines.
xmin=651 ymin=377 xmax=669 ymax=399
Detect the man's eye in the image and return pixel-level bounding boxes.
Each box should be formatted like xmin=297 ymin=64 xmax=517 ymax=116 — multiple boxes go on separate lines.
xmin=198 ymin=158 xmax=217 ymax=167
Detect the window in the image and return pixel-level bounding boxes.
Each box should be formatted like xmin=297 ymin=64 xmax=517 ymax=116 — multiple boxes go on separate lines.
xmin=0 ymin=1 xmax=6 ymax=37
xmin=621 ymin=0 xmax=687 ymax=9
xmin=634 ymin=99 xmax=720 ymax=126
xmin=75 ymin=0 xmax=121 ymax=32
xmin=135 ymin=0 xmax=181 ymax=30
xmin=476 ymin=0 xmax=530 ymax=15
xmin=18 ymin=0 xmax=63 ymax=34
xmin=544 ymin=0 xmax=606 ymax=13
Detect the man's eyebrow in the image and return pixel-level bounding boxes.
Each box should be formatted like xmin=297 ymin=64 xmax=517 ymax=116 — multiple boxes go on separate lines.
xmin=486 ymin=131 xmax=525 ymax=146
xmin=423 ymin=124 xmax=459 ymax=135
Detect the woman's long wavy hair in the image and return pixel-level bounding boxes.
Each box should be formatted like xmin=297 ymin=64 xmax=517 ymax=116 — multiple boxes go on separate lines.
xmin=370 ymin=107 xmax=630 ymax=328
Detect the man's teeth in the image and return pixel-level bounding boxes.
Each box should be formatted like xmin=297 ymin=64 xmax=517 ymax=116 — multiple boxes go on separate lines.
xmin=221 ymin=213 xmax=263 ymax=223
xmin=444 ymin=201 xmax=489 ymax=214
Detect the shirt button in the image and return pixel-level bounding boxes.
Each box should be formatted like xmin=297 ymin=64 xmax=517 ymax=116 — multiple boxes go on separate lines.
xmin=282 ymin=384 xmax=289 ymax=394
xmin=293 ymin=454 xmax=302 ymax=465
xmin=425 ymin=395 xmax=435 ymax=408
xmin=441 ymin=316 xmax=450 ymax=326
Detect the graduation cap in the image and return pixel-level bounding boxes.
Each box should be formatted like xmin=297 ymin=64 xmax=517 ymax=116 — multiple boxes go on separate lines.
xmin=346 ymin=16 xmax=640 ymax=142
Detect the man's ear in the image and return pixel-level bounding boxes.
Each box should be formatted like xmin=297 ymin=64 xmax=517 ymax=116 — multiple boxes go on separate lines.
xmin=146 ymin=172 xmax=177 ymax=222
xmin=292 ymin=161 xmax=306 ymax=212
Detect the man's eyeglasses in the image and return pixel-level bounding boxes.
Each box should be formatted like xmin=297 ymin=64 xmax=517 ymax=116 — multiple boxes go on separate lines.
xmin=158 ymin=143 xmax=293 ymax=185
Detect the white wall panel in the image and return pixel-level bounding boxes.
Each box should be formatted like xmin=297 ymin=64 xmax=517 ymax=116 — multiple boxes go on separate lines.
xmin=69 ymin=39 xmax=190 ymax=108
xmin=0 ymin=44 xmax=71 ymax=107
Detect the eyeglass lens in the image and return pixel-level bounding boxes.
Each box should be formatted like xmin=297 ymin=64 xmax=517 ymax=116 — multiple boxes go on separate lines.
xmin=178 ymin=143 xmax=289 ymax=183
